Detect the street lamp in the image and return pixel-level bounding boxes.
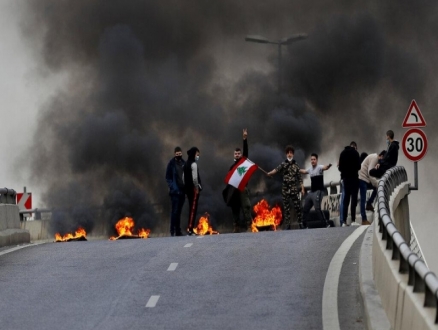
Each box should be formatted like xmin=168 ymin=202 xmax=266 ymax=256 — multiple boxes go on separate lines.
xmin=245 ymin=33 xmax=308 ymax=94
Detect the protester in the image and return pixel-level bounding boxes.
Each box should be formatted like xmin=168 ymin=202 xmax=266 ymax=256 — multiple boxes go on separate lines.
xmin=370 ymin=130 xmax=399 ymax=178
xmin=165 ymin=147 xmax=186 ymax=236
xmin=267 ymin=146 xmax=305 ymax=229
xmin=358 ymin=150 xmax=386 ymax=224
xmin=227 ymin=129 xmax=252 ymax=233
xmin=300 ymin=153 xmax=332 ymax=228
xmin=337 ymin=141 xmax=357 ymax=225
xmin=183 ymin=147 xmax=201 ymax=236
xmin=338 ymin=141 xmax=361 ymax=227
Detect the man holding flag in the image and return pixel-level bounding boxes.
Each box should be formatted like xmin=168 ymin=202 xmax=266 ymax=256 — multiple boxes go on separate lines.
xmin=224 ymin=129 xmax=256 ymax=233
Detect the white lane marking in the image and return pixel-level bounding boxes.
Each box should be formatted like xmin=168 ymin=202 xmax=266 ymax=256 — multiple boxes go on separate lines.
xmin=145 ymin=295 xmax=160 ymax=308
xmin=322 ymin=226 xmax=368 ymax=330
xmin=184 ymin=243 xmax=193 ymax=247
xmin=0 ymin=243 xmax=45 ymax=257
xmin=196 ymin=235 xmax=205 ymax=238
xmin=167 ymin=263 xmax=178 ymax=271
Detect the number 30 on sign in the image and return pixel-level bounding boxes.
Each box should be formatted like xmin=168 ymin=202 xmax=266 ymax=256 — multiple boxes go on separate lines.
xmin=402 ymin=128 xmax=428 ymax=162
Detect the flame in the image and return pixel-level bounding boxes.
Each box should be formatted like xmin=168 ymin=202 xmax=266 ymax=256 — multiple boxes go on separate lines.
xmin=193 ymin=213 xmax=219 ymax=235
xmin=109 ymin=217 xmax=150 ymax=240
xmin=251 ymin=199 xmax=282 ymax=232
xmin=55 ymin=227 xmax=87 ymax=242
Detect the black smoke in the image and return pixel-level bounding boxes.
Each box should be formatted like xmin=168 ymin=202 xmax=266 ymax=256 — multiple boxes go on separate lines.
xmin=19 ymin=0 xmax=438 ymax=235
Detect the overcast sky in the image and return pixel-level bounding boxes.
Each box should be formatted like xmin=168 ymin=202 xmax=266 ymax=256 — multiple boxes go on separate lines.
xmin=0 ymin=0 xmax=436 ymax=272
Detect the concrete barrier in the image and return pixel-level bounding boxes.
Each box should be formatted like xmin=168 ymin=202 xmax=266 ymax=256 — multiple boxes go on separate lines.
xmin=0 ymin=204 xmax=30 ymax=247
xmin=20 ymin=220 xmax=50 ymax=241
xmin=372 ymin=181 xmax=438 ymax=329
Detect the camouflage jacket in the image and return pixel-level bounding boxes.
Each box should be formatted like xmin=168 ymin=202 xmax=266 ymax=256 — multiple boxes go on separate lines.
xmin=275 ymin=159 xmax=303 ymax=185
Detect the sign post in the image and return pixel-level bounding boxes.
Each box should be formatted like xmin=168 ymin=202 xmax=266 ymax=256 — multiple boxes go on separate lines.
xmin=401 ymin=100 xmax=427 ymax=191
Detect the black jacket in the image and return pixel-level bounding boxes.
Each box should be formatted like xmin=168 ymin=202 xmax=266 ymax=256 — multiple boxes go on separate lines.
xmin=338 ymin=146 xmax=361 ymax=179
xmin=165 ymin=158 xmax=185 ymax=195
xmin=184 ymin=147 xmax=201 ymax=192
xmin=381 ymin=141 xmax=399 ymax=169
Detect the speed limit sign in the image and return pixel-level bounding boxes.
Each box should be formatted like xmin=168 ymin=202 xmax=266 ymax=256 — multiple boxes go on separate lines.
xmin=402 ymin=128 xmax=428 ymax=162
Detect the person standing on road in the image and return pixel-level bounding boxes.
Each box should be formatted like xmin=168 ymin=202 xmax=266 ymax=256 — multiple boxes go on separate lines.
xmin=183 ymin=147 xmax=201 ymax=236
xmin=338 ymin=141 xmax=361 ymax=227
xmin=300 ymin=153 xmax=332 ymax=228
xmin=227 ymin=129 xmax=253 ymax=233
xmin=165 ymin=146 xmax=186 ymax=236
xmin=370 ymin=130 xmax=399 ymax=178
xmin=267 ymin=146 xmax=305 ymax=229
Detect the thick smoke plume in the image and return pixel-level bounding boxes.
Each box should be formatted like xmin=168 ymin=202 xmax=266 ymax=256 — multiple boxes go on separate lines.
xmin=19 ymin=0 xmax=438 ymax=235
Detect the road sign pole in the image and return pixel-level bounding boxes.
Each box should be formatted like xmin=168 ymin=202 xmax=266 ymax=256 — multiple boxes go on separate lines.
xmin=410 ymin=161 xmax=418 ymax=191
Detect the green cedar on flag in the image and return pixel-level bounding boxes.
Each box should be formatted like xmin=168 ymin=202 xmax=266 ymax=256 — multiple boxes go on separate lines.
xmin=224 ymin=157 xmax=258 ymax=191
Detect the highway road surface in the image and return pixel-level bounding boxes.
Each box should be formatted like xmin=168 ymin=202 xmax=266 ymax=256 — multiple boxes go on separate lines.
xmin=0 ymin=227 xmax=367 ymax=330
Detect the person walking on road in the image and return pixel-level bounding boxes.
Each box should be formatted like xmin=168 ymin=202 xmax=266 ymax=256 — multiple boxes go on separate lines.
xmin=165 ymin=146 xmax=186 ymax=236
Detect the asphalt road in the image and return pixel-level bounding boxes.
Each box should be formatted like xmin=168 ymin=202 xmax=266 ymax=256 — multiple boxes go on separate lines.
xmin=0 ymin=228 xmax=366 ymax=330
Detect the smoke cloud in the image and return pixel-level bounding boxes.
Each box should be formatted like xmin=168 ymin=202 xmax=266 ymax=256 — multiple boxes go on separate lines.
xmin=19 ymin=0 xmax=438 ymax=236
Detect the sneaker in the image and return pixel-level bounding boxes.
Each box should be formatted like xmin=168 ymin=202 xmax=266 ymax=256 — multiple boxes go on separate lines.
xmin=187 ymin=229 xmax=194 ymax=236
xmin=341 ymin=223 xmax=347 ymax=227
xmin=366 ymin=204 xmax=375 ymax=212
xmin=362 ymin=220 xmax=371 ymax=225
xmin=326 ymin=223 xmax=331 ymax=228
xmin=351 ymin=221 xmax=360 ymax=226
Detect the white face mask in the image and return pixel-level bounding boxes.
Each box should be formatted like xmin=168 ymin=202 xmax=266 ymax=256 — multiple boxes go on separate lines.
xmin=287 ymin=157 xmax=293 ymax=162
xmin=195 ymin=155 xmax=200 ymax=161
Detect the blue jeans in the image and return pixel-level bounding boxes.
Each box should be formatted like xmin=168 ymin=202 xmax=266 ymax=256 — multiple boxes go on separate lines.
xmin=170 ymin=194 xmax=185 ymax=235
xmin=359 ymin=180 xmax=368 ymax=220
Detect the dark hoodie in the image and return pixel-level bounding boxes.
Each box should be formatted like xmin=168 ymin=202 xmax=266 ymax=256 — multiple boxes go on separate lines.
xmin=381 ymin=141 xmax=399 ymax=169
xmin=338 ymin=146 xmax=361 ymax=179
xmin=184 ymin=147 xmax=201 ymax=192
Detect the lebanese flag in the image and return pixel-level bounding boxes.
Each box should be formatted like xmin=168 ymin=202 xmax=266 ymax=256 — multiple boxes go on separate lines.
xmin=224 ymin=157 xmax=258 ymax=191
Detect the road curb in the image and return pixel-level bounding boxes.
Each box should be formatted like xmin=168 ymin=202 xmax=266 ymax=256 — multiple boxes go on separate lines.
xmin=359 ymin=222 xmax=392 ymax=330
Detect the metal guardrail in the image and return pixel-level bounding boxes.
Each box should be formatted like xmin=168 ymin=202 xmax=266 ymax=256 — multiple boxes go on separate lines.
xmin=377 ymin=166 xmax=438 ymax=323
xmin=0 ymin=188 xmax=16 ymax=204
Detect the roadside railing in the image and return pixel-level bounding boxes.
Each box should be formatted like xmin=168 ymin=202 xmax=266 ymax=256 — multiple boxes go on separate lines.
xmin=377 ymin=166 xmax=438 ymax=324
xmin=0 ymin=188 xmax=16 ymax=204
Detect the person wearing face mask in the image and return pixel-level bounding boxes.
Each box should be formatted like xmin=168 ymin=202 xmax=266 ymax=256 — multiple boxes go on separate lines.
xmin=227 ymin=129 xmax=253 ymax=233
xmin=370 ymin=130 xmax=399 ymax=179
xmin=267 ymin=146 xmax=305 ymax=229
xmin=183 ymin=147 xmax=202 ymax=236
xmin=165 ymin=146 xmax=186 ymax=236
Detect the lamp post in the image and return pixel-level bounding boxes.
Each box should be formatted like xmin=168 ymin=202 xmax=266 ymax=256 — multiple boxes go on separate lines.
xmin=245 ymin=34 xmax=308 ymax=94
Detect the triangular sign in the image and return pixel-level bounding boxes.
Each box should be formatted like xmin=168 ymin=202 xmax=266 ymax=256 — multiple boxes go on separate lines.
xmin=402 ymin=100 xmax=426 ymax=128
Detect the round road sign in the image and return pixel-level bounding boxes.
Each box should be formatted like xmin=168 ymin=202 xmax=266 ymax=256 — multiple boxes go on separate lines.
xmin=402 ymin=128 xmax=428 ymax=162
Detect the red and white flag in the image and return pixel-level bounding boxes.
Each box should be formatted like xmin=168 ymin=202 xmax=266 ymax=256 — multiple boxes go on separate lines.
xmin=224 ymin=157 xmax=258 ymax=191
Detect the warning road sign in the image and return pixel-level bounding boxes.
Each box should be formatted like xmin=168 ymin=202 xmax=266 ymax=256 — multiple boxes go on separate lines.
xmin=16 ymin=192 xmax=32 ymax=211
xmin=402 ymin=128 xmax=428 ymax=162
xmin=402 ymin=100 xmax=426 ymax=128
